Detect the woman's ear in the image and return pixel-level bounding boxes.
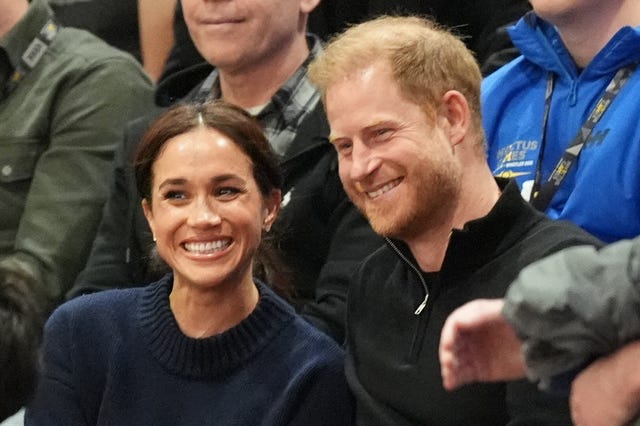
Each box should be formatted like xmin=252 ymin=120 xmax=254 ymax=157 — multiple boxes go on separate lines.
xmin=438 ymin=90 xmax=470 ymax=147
xmin=262 ymin=189 xmax=282 ymax=232
xmin=141 ymin=199 xmax=156 ymax=238
xmin=299 ymin=0 xmax=321 ymax=14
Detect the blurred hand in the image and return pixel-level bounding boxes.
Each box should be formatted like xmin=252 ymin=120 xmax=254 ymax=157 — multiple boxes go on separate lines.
xmin=439 ymin=299 xmax=526 ymax=390
xmin=571 ymin=341 xmax=640 ymax=426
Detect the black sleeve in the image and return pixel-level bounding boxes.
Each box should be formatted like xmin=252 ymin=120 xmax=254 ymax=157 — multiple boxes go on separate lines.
xmin=300 ymin=199 xmax=383 ymax=344
xmin=475 ymin=0 xmax=532 ymax=76
xmin=66 ymin=115 xmax=156 ymax=299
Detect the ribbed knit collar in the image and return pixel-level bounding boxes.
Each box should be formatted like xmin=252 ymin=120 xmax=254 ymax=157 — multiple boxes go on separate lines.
xmin=138 ymin=274 xmax=295 ymax=379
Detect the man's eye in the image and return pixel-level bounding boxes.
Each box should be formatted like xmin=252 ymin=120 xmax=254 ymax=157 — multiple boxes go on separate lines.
xmin=373 ymin=128 xmax=393 ymax=140
xmin=336 ymin=141 xmax=353 ymax=156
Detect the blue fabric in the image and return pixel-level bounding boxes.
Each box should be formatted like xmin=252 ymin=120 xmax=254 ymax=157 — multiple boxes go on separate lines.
xmin=25 ymin=276 xmax=354 ymax=425
xmin=483 ymin=12 xmax=640 ymax=243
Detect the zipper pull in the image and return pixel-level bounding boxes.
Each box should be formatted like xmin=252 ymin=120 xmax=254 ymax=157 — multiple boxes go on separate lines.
xmin=414 ymin=294 xmax=428 ymax=315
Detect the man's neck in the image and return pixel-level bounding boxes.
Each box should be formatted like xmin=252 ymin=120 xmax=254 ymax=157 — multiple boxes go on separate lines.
xmin=553 ymin=3 xmax=640 ymax=68
xmin=407 ymin=161 xmax=501 ymax=273
xmin=0 ymin=0 xmax=29 ymax=39
xmin=218 ymin=35 xmax=310 ymax=109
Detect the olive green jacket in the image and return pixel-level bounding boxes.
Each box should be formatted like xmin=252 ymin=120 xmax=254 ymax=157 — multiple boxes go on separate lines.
xmin=0 ymin=0 xmax=153 ymax=305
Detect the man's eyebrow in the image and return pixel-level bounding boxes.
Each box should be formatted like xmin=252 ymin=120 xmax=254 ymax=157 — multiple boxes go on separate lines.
xmin=328 ymin=134 xmax=344 ymax=144
xmin=364 ymin=120 xmax=397 ymax=131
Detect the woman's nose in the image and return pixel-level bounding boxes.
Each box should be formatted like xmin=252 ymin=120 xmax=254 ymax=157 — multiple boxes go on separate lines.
xmin=187 ymin=198 xmax=221 ymax=228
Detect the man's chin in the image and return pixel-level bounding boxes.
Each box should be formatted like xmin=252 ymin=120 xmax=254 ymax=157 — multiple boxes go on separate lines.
xmin=366 ymin=214 xmax=399 ymax=238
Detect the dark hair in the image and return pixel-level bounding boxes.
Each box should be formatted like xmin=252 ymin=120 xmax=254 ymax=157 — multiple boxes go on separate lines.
xmin=133 ymin=100 xmax=292 ymax=297
xmin=135 ymin=100 xmax=282 ymax=202
xmin=0 ymin=270 xmax=46 ymax=421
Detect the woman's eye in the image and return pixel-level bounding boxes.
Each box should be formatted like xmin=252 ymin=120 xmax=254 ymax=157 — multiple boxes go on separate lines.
xmin=216 ymin=187 xmax=242 ymax=199
xmin=163 ymin=190 xmax=187 ymax=200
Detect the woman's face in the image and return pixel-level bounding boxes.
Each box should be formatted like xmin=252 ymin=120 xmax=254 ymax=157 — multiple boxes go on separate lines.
xmin=142 ymin=127 xmax=280 ymax=291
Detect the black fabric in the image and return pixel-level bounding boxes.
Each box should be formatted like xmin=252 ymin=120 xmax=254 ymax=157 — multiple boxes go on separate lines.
xmin=346 ymin=180 xmax=603 ymax=425
xmin=156 ymin=1 xmax=205 ymax=86
xmin=49 ymin=0 xmax=140 ymax=61
xmin=360 ymin=0 xmax=531 ymax=75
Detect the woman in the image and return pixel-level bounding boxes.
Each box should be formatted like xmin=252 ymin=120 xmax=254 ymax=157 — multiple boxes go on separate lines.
xmin=25 ymin=101 xmax=353 ymax=425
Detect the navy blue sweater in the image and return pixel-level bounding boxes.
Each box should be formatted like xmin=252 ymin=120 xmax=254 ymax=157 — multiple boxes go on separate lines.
xmin=26 ymin=275 xmax=354 ymax=425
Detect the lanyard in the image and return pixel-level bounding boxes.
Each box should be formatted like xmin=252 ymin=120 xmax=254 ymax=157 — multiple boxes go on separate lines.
xmin=3 ymin=19 xmax=59 ymax=97
xmin=531 ymin=64 xmax=637 ymax=211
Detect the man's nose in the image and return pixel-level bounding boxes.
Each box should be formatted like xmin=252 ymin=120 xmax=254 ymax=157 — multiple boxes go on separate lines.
xmin=349 ymin=142 xmax=381 ymax=182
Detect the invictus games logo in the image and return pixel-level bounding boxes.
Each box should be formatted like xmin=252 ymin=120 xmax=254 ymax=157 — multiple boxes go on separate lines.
xmin=495 ymin=170 xmax=529 ymax=179
xmin=493 ymin=140 xmax=540 ymax=201
xmin=496 ymin=140 xmax=538 ymax=170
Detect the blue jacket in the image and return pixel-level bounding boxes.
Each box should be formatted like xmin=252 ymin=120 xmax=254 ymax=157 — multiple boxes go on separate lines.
xmin=482 ymin=12 xmax=640 ymax=243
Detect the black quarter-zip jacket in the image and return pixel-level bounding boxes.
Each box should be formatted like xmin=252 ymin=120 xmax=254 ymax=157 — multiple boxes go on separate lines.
xmin=345 ymin=179 xmax=602 ymax=425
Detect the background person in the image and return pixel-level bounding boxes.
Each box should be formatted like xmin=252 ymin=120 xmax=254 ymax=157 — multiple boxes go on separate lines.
xmin=482 ymin=0 xmax=640 ymax=243
xmin=0 ymin=0 xmax=153 ymax=419
xmin=25 ymin=101 xmax=353 ymax=425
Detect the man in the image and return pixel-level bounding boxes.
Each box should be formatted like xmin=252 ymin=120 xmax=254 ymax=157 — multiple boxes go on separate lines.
xmin=0 ymin=0 xmax=153 ymax=419
xmin=483 ymin=0 xmax=640 ymax=243
xmin=440 ymin=237 xmax=640 ymax=426
xmin=68 ymin=0 xmax=382 ymax=343
xmin=309 ymin=15 xmax=602 ymax=425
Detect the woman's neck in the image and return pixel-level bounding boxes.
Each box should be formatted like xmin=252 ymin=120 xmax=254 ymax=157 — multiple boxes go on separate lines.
xmin=169 ymin=275 xmax=259 ymax=338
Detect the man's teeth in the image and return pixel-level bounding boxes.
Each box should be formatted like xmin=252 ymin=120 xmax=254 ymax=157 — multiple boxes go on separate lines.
xmin=367 ymin=180 xmax=399 ymax=198
xmin=184 ymin=240 xmax=230 ymax=254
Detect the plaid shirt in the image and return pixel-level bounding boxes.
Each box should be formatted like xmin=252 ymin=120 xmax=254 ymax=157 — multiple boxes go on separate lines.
xmin=197 ymin=35 xmax=323 ymax=157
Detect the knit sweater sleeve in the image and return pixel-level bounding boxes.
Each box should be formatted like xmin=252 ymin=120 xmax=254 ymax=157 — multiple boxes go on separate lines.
xmin=272 ymin=349 xmax=354 ymax=425
xmin=25 ymin=303 xmax=88 ymax=425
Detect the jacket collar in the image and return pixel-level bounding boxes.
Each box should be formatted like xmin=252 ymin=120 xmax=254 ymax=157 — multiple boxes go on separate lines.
xmin=387 ymin=179 xmax=547 ymax=279
xmin=509 ymin=11 xmax=640 ymax=77
xmin=154 ymin=61 xmax=213 ymax=107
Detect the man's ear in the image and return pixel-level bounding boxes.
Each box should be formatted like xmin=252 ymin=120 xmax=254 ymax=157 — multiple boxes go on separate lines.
xmin=439 ymin=90 xmax=470 ymax=147
xmin=300 ymin=0 xmax=321 ymax=14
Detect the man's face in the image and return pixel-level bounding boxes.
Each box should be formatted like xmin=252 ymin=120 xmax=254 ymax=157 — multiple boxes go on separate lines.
xmin=181 ymin=0 xmax=310 ymax=73
xmin=326 ymin=62 xmax=462 ymax=240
